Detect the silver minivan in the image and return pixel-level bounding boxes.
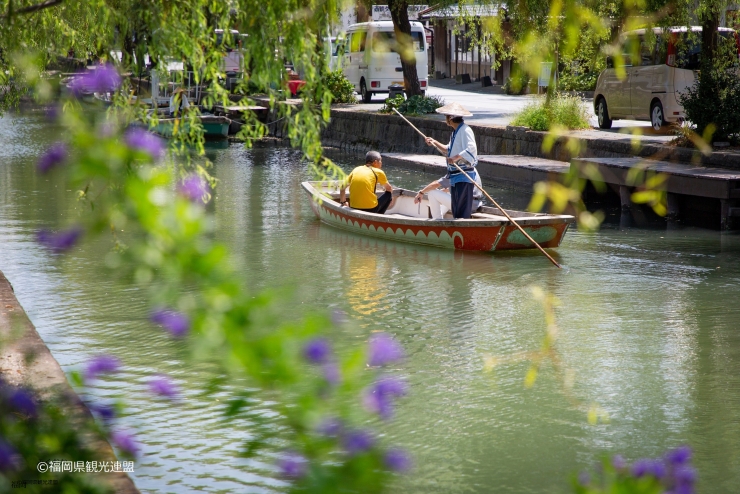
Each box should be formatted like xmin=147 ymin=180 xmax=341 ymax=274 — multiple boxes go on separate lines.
xmin=594 ymin=27 xmax=739 ymax=130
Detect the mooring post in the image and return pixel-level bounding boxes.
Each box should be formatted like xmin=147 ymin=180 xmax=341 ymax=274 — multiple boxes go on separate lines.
xmin=666 ymin=193 xmax=680 ymax=221
xmin=721 ymin=199 xmax=730 ymax=231
xmin=619 ymin=185 xmax=631 ymax=211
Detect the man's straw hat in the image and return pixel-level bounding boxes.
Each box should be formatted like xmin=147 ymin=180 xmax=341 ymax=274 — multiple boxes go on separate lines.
xmin=435 ymin=102 xmax=473 ymax=117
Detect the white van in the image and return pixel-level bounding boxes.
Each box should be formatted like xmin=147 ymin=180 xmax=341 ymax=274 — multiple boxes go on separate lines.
xmin=343 ymin=21 xmax=428 ymax=103
xmin=594 ymin=26 xmax=739 ymax=130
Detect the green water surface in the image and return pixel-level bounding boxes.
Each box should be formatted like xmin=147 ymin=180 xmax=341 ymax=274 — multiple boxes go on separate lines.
xmin=1 ymin=112 xmax=740 ymax=493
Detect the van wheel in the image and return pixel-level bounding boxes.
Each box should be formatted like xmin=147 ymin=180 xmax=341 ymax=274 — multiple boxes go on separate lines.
xmin=651 ymin=101 xmax=666 ymax=131
xmin=596 ymin=98 xmax=612 ymax=129
xmin=420 ymin=90 xmax=425 ymax=97
xmin=360 ymin=80 xmax=372 ymax=103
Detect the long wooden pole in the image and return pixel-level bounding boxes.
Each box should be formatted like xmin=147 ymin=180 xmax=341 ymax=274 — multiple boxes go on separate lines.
xmin=393 ymin=109 xmax=562 ymax=269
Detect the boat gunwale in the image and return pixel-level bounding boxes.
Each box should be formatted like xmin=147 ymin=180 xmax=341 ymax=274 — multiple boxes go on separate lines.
xmin=302 ymin=181 xmax=576 ymax=228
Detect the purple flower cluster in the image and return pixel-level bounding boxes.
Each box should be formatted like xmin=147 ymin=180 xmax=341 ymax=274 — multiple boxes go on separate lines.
xmin=150 ymin=308 xmax=190 ymax=338
xmin=277 ymin=450 xmax=307 ymax=478
xmin=363 ymin=377 xmax=407 ymax=420
xmin=0 ymin=440 xmax=18 ymax=472
xmin=384 ymin=448 xmax=412 ymax=472
xmin=582 ymin=446 xmax=696 ymax=494
xmin=178 ymin=175 xmax=209 ymax=202
xmin=302 ymin=338 xmax=341 ymax=385
xmin=342 ymin=429 xmax=375 ymax=456
xmin=37 ymin=142 xmax=68 ymax=174
xmin=148 ymin=375 xmax=179 ymax=399
xmin=7 ymin=388 xmax=38 ymax=418
xmin=111 ymin=430 xmax=140 ymax=459
xmin=90 ymin=402 xmax=116 ymax=422
xmin=36 ymin=226 xmax=83 ymax=253
xmin=69 ymin=65 xmax=121 ymax=95
xmin=368 ymin=333 xmax=404 ymax=366
xmin=84 ymin=355 xmax=121 ymax=381
xmin=125 ymin=128 xmax=165 ymax=160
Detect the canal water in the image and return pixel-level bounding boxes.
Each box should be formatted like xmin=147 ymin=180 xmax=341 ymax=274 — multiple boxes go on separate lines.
xmin=2 ymin=112 xmax=740 ymax=493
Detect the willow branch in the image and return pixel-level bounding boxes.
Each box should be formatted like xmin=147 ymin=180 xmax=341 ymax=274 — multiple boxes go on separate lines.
xmin=2 ymin=0 xmax=63 ymax=21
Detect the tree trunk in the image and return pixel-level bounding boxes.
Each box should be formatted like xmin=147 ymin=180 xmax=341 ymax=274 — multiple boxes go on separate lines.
xmin=701 ymin=11 xmax=719 ymax=72
xmin=388 ymin=0 xmax=422 ymax=96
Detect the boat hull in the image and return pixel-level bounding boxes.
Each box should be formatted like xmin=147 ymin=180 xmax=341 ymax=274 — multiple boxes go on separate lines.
xmin=302 ymin=181 xmax=573 ymax=252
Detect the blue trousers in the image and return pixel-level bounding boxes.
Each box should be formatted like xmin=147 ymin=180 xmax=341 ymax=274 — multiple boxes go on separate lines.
xmin=451 ymin=182 xmax=474 ymax=219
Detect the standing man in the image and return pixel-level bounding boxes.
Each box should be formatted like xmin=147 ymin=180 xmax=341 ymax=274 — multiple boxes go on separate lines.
xmin=339 ymin=151 xmax=394 ymax=214
xmin=423 ymin=103 xmax=478 ymax=219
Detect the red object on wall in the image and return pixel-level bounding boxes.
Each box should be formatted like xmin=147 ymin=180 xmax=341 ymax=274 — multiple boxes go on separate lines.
xmin=288 ymin=80 xmax=306 ymax=96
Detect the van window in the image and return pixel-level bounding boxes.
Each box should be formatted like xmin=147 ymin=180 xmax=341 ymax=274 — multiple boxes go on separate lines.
xmin=370 ymin=31 xmax=425 ymax=53
xmin=350 ymin=31 xmax=366 ymax=53
xmin=639 ymin=36 xmax=654 ymax=66
xmin=675 ymin=37 xmax=701 ymax=70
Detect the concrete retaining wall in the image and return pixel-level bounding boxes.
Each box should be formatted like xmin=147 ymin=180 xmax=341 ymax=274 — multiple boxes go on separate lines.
xmin=321 ymin=108 xmax=740 ymax=170
xmin=0 ymin=271 xmax=139 ymax=493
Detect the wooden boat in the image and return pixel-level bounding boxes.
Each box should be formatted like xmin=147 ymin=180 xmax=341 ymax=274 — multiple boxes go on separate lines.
xmin=152 ymin=114 xmax=231 ymax=137
xmin=302 ymin=180 xmax=576 ymax=252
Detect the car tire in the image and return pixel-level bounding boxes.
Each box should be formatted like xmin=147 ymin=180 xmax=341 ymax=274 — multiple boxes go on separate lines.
xmin=651 ymin=101 xmax=666 ymax=131
xmin=420 ymin=90 xmax=426 ymax=97
xmin=360 ymin=80 xmax=372 ymax=103
xmin=596 ymin=98 xmax=612 ymax=129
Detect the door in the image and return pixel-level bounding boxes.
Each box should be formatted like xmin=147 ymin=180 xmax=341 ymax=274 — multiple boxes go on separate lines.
xmin=630 ymin=36 xmax=656 ymax=119
xmin=343 ymin=30 xmax=366 ymax=91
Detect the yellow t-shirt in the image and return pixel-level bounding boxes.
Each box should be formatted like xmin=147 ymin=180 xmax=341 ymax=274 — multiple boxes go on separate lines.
xmin=347 ymin=165 xmax=388 ymax=209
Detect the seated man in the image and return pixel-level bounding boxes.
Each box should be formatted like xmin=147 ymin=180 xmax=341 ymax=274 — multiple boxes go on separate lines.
xmin=339 ymin=151 xmax=394 ymax=214
xmin=413 ymin=172 xmax=483 ymax=219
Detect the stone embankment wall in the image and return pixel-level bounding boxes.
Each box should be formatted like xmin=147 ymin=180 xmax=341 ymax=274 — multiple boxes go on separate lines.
xmin=0 ymin=271 xmax=139 ymax=493
xmin=321 ymin=108 xmax=740 ymax=170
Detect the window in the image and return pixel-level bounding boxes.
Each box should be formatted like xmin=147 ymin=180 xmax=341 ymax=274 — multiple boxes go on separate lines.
xmin=370 ymin=31 xmax=425 ymax=53
xmin=639 ymin=35 xmax=654 ymax=66
xmin=350 ymin=31 xmax=366 ymax=53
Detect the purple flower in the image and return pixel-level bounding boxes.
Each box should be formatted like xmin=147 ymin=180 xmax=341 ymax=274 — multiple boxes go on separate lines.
xmin=37 ymin=142 xmax=68 ymax=174
xmin=673 ymin=465 xmax=697 ymax=485
xmin=150 ymin=308 xmax=190 ymax=337
xmin=666 ymin=446 xmax=692 ymax=466
xmin=91 ymin=402 xmax=116 ymax=422
xmin=363 ymin=377 xmax=407 ymax=420
xmin=8 ymin=389 xmax=37 ymax=417
xmin=111 ymin=430 xmax=140 ymax=458
xmin=178 ymin=175 xmax=209 ymax=202
xmin=632 ymin=459 xmax=665 ymax=479
xmin=84 ymin=355 xmax=121 ymax=381
xmin=612 ymin=455 xmax=626 ymax=470
xmin=317 ymin=417 xmax=343 ymax=437
xmin=322 ymin=362 xmax=341 ymax=386
xmin=44 ymin=105 xmax=59 ymax=121
xmin=70 ymin=65 xmax=121 ymax=95
xmin=368 ymin=333 xmax=404 ymax=366
xmin=384 ymin=448 xmax=411 ymax=472
xmin=148 ymin=375 xmax=179 ymax=399
xmin=277 ymin=451 xmax=307 ymax=478
xmin=577 ymin=470 xmax=590 ymax=486
xmin=36 ymin=226 xmax=83 ymax=253
xmin=0 ymin=441 xmax=18 ymax=471
xmin=303 ymin=338 xmax=331 ymax=364
xmin=125 ymin=128 xmax=165 ymax=160
xmin=343 ymin=429 xmax=375 ymax=455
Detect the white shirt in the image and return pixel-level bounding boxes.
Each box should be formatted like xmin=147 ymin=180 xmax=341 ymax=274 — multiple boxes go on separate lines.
xmin=169 ymin=93 xmax=190 ymax=115
xmin=447 ymin=123 xmax=478 ymax=166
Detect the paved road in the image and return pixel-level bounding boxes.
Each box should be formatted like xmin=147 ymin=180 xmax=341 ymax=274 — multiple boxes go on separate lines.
xmin=353 ymin=78 xmax=677 ymax=145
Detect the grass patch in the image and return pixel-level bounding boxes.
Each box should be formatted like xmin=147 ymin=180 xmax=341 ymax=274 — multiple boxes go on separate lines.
xmin=379 ymin=94 xmax=444 ymax=115
xmin=511 ymin=93 xmax=590 ymax=131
